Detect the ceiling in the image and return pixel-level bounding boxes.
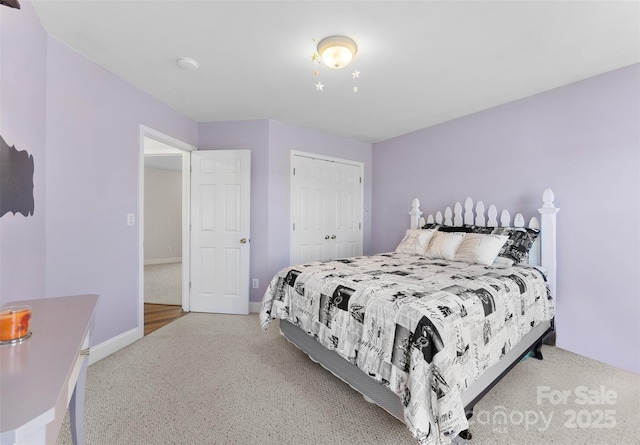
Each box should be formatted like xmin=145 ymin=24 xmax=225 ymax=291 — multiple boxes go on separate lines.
xmin=31 ymin=1 xmax=640 ymax=144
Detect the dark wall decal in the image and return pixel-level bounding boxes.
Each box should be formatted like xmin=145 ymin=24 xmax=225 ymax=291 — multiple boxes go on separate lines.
xmin=0 ymin=0 xmax=21 ymax=9
xmin=0 ymin=135 xmax=35 ymax=217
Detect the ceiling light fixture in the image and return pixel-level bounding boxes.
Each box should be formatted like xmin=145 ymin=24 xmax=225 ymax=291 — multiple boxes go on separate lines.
xmin=311 ymin=36 xmax=360 ymax=93
xmin=317 ymin=36 xmax=357 ymax=69
xmin=177 ymin=57 xmax=199 ymax=71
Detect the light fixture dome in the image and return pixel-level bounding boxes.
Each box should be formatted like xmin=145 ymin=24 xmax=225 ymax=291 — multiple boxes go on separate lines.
xmin=177 ymin=57 xmax=199 ymax=71
xmin=317 ymin=36 xmax=357 ymax=69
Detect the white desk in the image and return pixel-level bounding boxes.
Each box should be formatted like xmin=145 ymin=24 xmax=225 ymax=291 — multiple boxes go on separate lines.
xmin=0 ymin=295 xmax=99 ymax=445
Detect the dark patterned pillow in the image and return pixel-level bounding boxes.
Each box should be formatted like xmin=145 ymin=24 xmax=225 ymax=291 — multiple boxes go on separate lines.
xmin=464 ymin=225 xmax=539 ymax=264
xmin=422 ymin=223 xmax=440 ymax=230
xmin=490 ymin=226 xmax=539 ymax=264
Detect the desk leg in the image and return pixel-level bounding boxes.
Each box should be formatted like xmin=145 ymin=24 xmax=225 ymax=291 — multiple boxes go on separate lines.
xmin=69 ymin=354 xmax=88 ymax=445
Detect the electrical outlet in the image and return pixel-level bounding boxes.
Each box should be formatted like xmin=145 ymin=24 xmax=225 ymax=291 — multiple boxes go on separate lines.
xmin=127 ymin=213 xmax=135 ymax=226
xmin=252 ymin=279 xmax=259 ymax=289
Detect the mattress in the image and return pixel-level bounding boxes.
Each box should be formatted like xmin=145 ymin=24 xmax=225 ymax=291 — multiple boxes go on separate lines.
xmin=260 ymin=252 xmax=554 ymax=444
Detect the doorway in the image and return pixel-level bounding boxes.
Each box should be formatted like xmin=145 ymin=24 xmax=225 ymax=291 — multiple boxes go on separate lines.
xmin=138 ymin=126 xmax=195 ymax=336
xmin=143 ymin=151 xmax=183 ymax=306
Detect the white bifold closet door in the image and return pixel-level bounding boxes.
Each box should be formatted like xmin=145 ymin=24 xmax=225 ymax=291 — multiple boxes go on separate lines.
xmin=291 ymin=153 xmax=363 ymax=265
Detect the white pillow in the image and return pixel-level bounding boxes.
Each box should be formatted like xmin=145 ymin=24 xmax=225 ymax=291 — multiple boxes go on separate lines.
xmin=455 ymin=234 xmax=509 ymax=266
xmin=425 ymin=231 xmax=466 ymax=260
xmin=395 ymin=229 xmax=437 ymax=255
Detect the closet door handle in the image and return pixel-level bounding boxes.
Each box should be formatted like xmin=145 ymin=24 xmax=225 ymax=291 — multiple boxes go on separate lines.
xmin=324 ymin=235 xmax=330 ymax=240
xmin=331 ymin=235 xmax=336 ymax=239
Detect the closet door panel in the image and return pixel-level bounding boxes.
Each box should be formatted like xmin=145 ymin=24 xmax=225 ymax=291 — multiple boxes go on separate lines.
xmin=291 ymin=154 xmax=363 ymax=265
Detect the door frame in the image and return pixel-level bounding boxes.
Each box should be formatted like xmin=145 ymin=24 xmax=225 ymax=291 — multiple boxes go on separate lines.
xmin=138 ymin=125 xmax=196 ymax=334
xmin=289 ymin=150 xmax=364 ymax=264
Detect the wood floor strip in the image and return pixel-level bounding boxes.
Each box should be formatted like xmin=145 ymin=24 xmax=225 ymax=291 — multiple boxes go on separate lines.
xmin=144 ymin=303 xmax=187 ymax=336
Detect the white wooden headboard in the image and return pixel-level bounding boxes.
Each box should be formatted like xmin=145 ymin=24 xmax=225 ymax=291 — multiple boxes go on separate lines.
xmin=409 ymin=189 xmax=559 ymax=298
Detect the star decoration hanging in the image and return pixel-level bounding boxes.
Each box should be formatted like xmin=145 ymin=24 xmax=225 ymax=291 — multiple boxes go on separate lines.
xmin=310 ymin=37 xmax=361 ymax=94
xmin=311 ymin=45 xmax=322 ymax=79
xmin=352 ymin=70 xmax=360 ymax=93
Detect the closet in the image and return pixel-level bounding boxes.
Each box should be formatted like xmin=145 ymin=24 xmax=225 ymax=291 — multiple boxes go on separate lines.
xmin=290 ymin=152 xmax=363 ymax=264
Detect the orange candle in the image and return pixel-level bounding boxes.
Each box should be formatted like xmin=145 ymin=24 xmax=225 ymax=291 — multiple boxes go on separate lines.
xmin=0 ymin=306 xmax=31 ymax=341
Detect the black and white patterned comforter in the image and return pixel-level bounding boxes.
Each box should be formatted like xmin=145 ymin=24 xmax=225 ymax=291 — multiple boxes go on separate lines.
xmin=260 ymin=252 xmax=554 ymax=444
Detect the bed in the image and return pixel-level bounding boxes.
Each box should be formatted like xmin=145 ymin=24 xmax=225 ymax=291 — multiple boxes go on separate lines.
xmin=260 ymin=189 xmax=559 ymax=444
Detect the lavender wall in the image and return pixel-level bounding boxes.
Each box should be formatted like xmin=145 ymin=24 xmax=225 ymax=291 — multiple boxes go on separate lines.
xmin=198 ymin=119 xmax=372 ymax=302
xmin=43 ymin=36 xmax=198 ymax=345
xmin=0 ymin=2 xmax=48 ymax=304
xmin=1 ymin=0 xmax=198 ymax=346
xmin=372 ymin=64 xmax=640 ymax=374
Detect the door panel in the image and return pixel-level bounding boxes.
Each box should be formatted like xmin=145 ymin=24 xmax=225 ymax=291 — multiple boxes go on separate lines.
xmin=190 ymin=150 xmax=250 ymax=314
xmin=292 ymin=156 xmax=329 ymax=263
xmin=200 ymin=248 xmax=216 ymax=294
xmin=291 ymin=154 xmax=363 ymax=265
xmin=332 ymin=163 xmax=362 ymax=257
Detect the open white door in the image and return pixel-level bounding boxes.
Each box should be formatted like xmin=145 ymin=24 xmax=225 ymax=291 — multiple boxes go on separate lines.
xmin=190 ymin=150 xmax=251 ymax=314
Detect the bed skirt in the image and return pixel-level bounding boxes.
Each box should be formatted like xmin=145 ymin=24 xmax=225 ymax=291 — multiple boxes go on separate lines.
xmin=279 ymin=318 xmax=554 ymax=423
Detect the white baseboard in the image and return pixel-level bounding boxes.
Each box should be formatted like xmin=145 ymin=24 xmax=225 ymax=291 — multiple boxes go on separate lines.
xmin=88 ymin=327 xmax=142 ymax=365
xmin=144 ymin=258 xmax=182 ymax=265
xmin=249 ymin=302 xmax=261 ymax=313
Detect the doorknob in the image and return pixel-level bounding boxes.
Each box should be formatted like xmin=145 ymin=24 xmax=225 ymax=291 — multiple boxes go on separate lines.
xmin=240 ymin=238 xmax=248 ymax=244
xmin=331 ymin=235 xmax=336 ymax=239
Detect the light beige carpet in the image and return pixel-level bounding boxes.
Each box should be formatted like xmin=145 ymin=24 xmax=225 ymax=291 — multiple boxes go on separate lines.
xmin=144 ymin=262 xmax=182 ymax=305
xmin=57 ymin=313 xmax=640 ymax=445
